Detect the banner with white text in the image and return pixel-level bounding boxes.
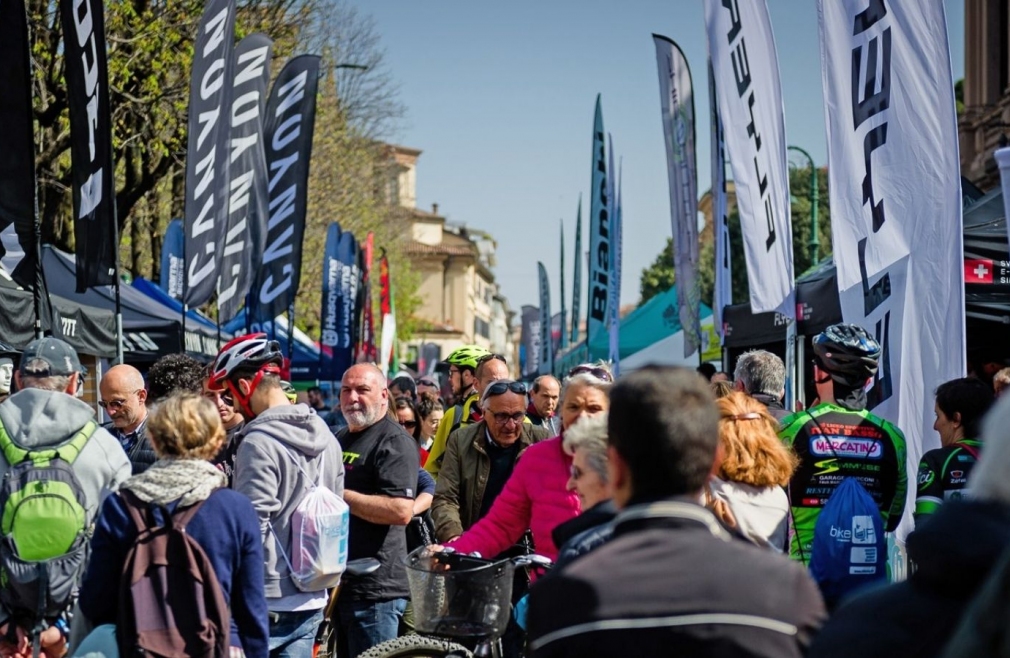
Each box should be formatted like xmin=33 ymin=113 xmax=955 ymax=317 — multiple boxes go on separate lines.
xmin=183 ymin=0 xmax=236 ymax=306
xmin=217 ymin=33 xmax=272 ymax=322
xmin=819 ymin=0 xmax=965 ymax=532
xmin=705 ymin=0 xmax=794 ymax=317
xmin=61 ymin=0 xmax=117 ymax=291
xmin=251 ymin=55 xmax=321 ymax=323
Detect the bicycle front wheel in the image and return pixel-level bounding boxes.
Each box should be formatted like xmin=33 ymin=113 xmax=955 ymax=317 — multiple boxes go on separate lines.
xmin=358 ymin=635 xmax=473 ymax=658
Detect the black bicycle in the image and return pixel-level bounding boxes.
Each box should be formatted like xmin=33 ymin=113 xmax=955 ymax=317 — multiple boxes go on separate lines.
xmin=358 ymin=546 xmax=551 ymax=658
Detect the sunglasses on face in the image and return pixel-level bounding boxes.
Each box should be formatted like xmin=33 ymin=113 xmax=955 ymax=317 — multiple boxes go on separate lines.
xmin=567 ymin=365 xmax=613 ymax=382
xmin=490 ymin=411 xmax=526 ymax=425
xmin=99 ymin=389 xmax=142 ymax=410
xmin=416 ymin=378 xmax=438 ymax=388
xmin=399 ymin=420 xmax=418 ymax=429
xmin=477 ymin=353 xmax=508 ymax=367
xmin=484 ymin=380 xmax=529 ymax=398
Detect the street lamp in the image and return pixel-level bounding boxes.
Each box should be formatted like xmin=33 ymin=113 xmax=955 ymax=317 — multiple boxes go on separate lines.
xmin=788 ymin=145 xmax=819 ymax=266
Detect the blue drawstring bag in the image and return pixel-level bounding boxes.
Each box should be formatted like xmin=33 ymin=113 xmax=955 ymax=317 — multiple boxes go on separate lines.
xmin=809 ymin=477 xmax=887 ymax=607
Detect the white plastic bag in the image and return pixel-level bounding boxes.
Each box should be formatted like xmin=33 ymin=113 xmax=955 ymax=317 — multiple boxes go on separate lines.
xmin=290 ymin=481 xmax=349 ymax=591
xmin=272 ymin=453 xmax=349 ymax=592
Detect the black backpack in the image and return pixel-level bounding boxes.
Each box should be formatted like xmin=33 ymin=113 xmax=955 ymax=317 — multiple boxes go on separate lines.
xmin=117 ymin=489 xmax=230 ymax=658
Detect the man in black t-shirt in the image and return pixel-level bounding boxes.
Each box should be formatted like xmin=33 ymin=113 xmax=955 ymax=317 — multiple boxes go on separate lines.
xmin=336 ymin=364 xmax=420 ymax=657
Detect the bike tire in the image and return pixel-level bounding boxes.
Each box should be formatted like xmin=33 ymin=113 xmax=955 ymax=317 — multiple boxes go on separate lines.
xmin=357 ymin=635 xmax=473 ymax=658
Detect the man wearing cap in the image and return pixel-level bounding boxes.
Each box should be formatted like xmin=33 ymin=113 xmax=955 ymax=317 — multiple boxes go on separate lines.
xmin=0 ymin=337 xmax=131 ymax=655
xmin=99 ymin=364 xmax=155 ymax=474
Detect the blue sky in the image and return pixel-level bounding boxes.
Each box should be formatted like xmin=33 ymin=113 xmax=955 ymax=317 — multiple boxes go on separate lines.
xmin=349 ymin=0 xmax=966 ymax=313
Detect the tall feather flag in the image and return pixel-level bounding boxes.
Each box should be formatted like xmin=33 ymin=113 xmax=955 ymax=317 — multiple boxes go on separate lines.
xmin=538 ymin=262 xmax=554 ymax=375
xmin=654 ymin=34 xmax=702 ymax=357
xmin=217 ymin=34 xmax=272 ymax=323
xmin=61 ymin=0 xmax=117 ymax=292
xmin=0 ymin=0 xmax=40 ymax=293
xmin=559 ymin=220 xmax=568 ymax=350
xmin=379 ymin=249 xmax=397 ymax=376
xmin=586 ymin=96 xmax=610 ymax=360
xmin=250 ymin=55 xmax=321 ymax=325
xmin=607 ymin=136 xmax=620 ymax=370
xmin=183 ymin=0 xmax=236 ymax=307
xmin=357 ymin=232 xmax=377 ymax=363
xmin=609 ymin=159 xmax=623 ymax=375
xmin=319 ymin=222 xmax=359 ymax=381
xmin=570 ymin=197 xmax=583 ymax=345
xmin=708 ymin=59 xmax=732 ymax=338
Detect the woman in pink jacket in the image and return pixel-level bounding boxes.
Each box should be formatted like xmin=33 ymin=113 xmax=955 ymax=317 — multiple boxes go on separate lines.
xmin=447 ymin=364 xmax=613 ymax=561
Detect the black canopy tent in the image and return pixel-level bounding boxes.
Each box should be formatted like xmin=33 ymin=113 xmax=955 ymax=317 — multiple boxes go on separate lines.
xmin=722 ymin=186 xmax=1010 ymax=396
xmin=41 ymin=246 xmax=222 ymax=363
xmin=0 ymin=270 xmax=116 ymax=358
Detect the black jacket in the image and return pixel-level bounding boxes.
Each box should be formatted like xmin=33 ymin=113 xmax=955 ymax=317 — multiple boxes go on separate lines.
xmin=527 ymin=499 xmax=826 ymax=658
xmin=752 ymin=392 xmax=789 ymax=422
xmin=809 ymin=500 xmax=1010 ymax=658
xmin=550 ymin=500 xmax=617 ymax=569
xmin=103 ymin=419 xmax=156 ymax=475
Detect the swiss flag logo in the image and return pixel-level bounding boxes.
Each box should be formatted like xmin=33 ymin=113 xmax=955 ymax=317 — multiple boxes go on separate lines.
xmin=965 ymin=259 xmax=994 ymax=284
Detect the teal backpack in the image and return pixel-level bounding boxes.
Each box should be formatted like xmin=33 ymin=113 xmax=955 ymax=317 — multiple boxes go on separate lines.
xmin=0 ymin=419 xmax=96 ymax=627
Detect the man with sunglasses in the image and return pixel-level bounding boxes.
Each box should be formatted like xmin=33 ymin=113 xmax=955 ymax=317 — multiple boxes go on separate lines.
xmin=432 ymin=379 xmax=550 ymax=543
xmin=99 ymin=364 xmax=156 ymax=475
xmin=425 ymin=346 xmax=502 ymax=478
xmin=208 ymin=334 xmax=345 ymax=656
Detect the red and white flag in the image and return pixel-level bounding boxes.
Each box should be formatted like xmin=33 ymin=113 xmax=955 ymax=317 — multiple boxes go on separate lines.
xmin=964 ymin=259 xmax=994 ymax=284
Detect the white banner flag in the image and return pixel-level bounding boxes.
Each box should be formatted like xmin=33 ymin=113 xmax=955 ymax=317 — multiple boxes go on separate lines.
xmin=705 ymin=0 xmax=794 ymax=317
xmin=708 ymin=59 xmax=732 ymax=339
xmin=819 ymin=0 xmax=965 ymax=531
xmin=654 ymin=34 xmax=702 ymax=356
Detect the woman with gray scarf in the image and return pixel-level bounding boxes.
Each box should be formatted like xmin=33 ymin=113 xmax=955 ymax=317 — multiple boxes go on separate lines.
xmin=78 ymin=392 xmax=268 ymax=657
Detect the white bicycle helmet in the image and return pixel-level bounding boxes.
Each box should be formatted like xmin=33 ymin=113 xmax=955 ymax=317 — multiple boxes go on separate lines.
xmin=208 ymin=333 xmax=283 ymax=390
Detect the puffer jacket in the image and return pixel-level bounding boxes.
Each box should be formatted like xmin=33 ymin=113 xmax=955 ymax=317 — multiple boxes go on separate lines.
xmin=431 ymin=421 xmax=549 ymax=542
xmin=448 ymin=437 xmax=580 ymax=561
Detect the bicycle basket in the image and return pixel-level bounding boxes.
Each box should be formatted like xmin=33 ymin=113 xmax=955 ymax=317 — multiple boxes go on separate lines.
xmin=405 ymin=546 xmax=515 ymax=639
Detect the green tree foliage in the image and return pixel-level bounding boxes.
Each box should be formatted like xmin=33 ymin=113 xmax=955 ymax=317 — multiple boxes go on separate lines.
xmin=640 ymin=164 xmax=831 ymax=310
xmin=27 ymin=0 xmax=422 ymax=343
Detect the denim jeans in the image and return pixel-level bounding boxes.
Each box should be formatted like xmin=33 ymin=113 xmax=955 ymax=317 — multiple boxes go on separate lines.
xmin=337 ymin=597 xmax=407 ymax=657
xmin=268 ymin=608 xmax=324 ymax=658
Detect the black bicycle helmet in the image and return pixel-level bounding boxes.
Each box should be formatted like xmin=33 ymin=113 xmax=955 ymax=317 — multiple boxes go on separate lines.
xmin=812 ymin=323 xmax=881 ymax=384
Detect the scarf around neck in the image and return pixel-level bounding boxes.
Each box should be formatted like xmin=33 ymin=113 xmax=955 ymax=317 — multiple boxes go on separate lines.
xmin=122 ymin=458 xmax=227 ymax=507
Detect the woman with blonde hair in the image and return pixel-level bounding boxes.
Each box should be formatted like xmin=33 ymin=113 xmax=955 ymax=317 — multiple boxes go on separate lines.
xmin=79 ymin=392 xmax=268 ymax=657
xmin=709 ymin=391 xmax=799 ymax=552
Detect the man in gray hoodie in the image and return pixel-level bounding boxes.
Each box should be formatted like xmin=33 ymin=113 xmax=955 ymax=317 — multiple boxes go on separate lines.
xmin=0 ymin=337 xmax=131 ymax=656
xmin=212 ymin=334 xmax=344 ymax=658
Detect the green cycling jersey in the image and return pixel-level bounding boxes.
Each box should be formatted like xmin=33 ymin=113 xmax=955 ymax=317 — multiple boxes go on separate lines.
xmin=779 ymin=403 xmax=908 ymax=565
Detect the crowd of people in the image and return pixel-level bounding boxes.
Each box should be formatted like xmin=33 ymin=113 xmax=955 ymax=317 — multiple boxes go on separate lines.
xmin=0 ymin=321 xmax=1005 ymax=657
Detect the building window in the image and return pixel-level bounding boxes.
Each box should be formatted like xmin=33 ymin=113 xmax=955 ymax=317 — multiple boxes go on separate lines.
xmin=474 ymin=317 xmax=490 ymax=339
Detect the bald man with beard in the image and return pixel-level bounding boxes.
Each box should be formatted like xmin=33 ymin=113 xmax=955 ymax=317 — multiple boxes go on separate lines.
xmin=100 ymin=364 xmax=156 ymax=474
xmin=335 ymin=364 xmax=420 ymax=656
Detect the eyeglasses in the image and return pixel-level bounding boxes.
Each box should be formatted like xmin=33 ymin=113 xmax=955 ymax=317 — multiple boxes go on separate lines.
xmin=567 ymin=365 xmax=613 ymax=382
xmin=99 ymin=389 xmax=142 ymax=410
xmin=399 ymin=420 xmax=418 ymax=429
xmin=484 ymin=380 xmax=528 ymax=398
xmin=491 ymin=411 xmax=526 ymax=425
xmin=569 ymin=465 xmax=584 ymax=480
